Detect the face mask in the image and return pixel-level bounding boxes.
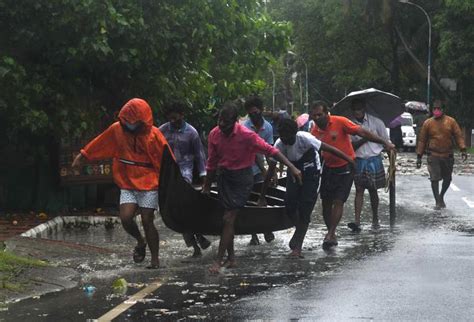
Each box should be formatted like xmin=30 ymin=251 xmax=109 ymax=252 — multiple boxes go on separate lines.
xmin=249 ymin=112 xmax=263 ymax=124
xmin=219 ymin=120 xmax=235 ymax=136
xmin=433 ymin=108 xmax=443 ymax=118
xmin=122 ymin=121 xmax=141 ymax=132
xmin=315 ymin=117 xmax=328 ymax=129
xmin=170 ymin=119 xmax=183 ymax=129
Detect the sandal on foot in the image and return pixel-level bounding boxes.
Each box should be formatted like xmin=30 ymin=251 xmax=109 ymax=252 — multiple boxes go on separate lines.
xmin=322 ymin=239 xmax=338 ymax=250
xmin=264 ymin=232 xmax=275 ymax=243
xmin=146 ymin=264 xmax=159 ymax=269
xmin=133 ymin=244 xmax=146 ymax=263
xmin=348 ymin=222 xmax=361 ymax=233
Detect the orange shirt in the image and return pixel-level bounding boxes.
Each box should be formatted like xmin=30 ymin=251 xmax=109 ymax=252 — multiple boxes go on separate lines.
xmin=311 ymin=115 xmax=360 ymax=168
xmin=81 ymin=98 xmax=169 ymax=190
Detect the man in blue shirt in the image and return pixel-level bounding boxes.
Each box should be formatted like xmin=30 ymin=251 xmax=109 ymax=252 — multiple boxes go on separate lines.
xmin=159 ymin=101 xmax=211 ymax=257
xmin=243 ymin=95 xmax=276 ymax=245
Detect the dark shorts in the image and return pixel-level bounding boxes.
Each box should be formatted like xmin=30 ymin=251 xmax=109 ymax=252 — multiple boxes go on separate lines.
xmin=354 ymin=155 xmax=386 ymax=190
xmin=286 ymin=166 xmax=320 ymax=225
xmin=217 ymin=167 xmax=254 ymax=211
xmin=320 ymin=164 xmax=353 ymax=202
xmin=428 ymin=155 xmax=454 ymax=181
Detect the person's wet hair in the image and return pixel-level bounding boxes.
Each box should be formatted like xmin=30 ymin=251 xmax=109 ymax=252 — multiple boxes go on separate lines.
xmin=244 ymin=95 xmax=263 ymax=111
xmin=278 ymin=118 xmax=298 ymax=135
xmin=164 ymin=100 xmax=187 ymax=116
xmin=310 ymin=100 xmax=329 ymax=113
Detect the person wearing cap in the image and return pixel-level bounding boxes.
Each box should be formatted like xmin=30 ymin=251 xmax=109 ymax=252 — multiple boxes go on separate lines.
xmin=72 ymin=98 xmax=168 ymax=269
xmin=416 ymin=99 xmax=467 ymax=210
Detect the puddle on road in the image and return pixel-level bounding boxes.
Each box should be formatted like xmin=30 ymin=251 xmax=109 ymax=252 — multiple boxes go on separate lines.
xmin=5 ymin=196 xmax=419 ymax=321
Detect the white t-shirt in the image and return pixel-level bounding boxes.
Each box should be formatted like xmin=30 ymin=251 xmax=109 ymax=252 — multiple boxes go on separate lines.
xmin=351 ymin=113 xmax=389 ymax=158
xmin=274 ymin=131 xmax=322 ymax=170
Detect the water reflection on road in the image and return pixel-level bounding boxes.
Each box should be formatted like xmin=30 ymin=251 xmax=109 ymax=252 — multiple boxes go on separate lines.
xmin=3 ymin=175 xmax=473 ymax=321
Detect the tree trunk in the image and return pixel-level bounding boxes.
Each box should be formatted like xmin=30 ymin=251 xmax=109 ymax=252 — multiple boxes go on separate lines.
xmin=389 ymin=1 xmax=400 ymax=93
xmin=390 ymin=26 xmax=400 ymax=93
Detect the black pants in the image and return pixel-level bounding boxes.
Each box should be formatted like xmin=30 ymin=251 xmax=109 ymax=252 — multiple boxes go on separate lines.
xmin=286 ymin=166 xmax=320 ymax=250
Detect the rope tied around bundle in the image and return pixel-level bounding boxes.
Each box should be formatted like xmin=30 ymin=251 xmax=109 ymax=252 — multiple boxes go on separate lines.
xmin=385 ymin=149 xmax=397 ymax=192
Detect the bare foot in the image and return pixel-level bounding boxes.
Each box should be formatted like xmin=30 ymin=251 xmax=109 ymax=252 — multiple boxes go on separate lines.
xmin=439 ymin=200 xmax=446 ymax=208
xmin=209 ymin=261 xmax=223 ymax=274
xmin=289 ymin=249 xmax=304 ymax=259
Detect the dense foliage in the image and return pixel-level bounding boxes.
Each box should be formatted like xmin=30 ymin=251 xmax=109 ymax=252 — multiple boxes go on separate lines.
xmin=0 ymin=0 xmax=290 ymax=151
xmin=266 ymin=0 xmax=474 ymax=126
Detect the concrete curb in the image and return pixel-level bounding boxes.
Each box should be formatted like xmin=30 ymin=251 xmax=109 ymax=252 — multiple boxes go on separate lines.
xmin=20 ymin=216 xmax=121 ymax=239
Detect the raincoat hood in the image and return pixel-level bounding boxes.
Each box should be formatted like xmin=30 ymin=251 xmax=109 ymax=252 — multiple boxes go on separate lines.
xmin=118 ymin=98 xmax=154 ymax=130
xmin=81 ymin=97 xmax=170 ymax=190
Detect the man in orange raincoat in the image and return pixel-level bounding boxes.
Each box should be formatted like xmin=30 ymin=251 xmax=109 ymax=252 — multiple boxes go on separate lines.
xmin=72 ymin=98 xmax=169 ymax=269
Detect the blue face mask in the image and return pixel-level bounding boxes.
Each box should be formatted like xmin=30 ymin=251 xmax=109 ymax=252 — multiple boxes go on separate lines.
xmin=123 ymin=121 xmax=140 ymax=132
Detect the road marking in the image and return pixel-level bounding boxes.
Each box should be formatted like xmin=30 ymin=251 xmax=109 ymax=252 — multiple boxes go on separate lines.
xmin=97 ymin=279 xmax=163 ymax=321
xmin=450 ymin=183 xmax=461 ymax=192
xmin=461 ymin=197 xmax=474 ymax=208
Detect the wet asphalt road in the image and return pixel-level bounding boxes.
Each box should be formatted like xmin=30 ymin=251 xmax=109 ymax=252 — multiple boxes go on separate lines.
xmin=1 ymin=174 xmax=473 ymax=321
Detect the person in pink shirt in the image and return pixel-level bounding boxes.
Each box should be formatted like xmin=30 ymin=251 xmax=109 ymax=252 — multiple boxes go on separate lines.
xmin=202 ymin=102 xmax=302 ymax=274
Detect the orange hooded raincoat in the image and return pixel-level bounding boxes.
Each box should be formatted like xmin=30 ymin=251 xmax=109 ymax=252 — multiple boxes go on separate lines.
xmin=80 ymin=98 xmax=169 ymax=191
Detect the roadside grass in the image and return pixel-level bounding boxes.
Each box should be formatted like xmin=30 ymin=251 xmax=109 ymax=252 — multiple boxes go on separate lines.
xmin=0 ymin=251 xmax=48 ymax=292
xmin=467 ymin=147 xmax=474 ymax=154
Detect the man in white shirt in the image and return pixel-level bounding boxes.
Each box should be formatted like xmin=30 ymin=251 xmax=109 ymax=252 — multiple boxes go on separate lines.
xmin=349 ymin=98 xmax=390 ymax=232
xmin=259 ymin=119 xmax=354 ymax=257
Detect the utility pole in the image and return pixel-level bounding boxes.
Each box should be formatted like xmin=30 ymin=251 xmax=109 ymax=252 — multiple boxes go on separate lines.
xmin=399 ymin=0 xmax=432 ymax=108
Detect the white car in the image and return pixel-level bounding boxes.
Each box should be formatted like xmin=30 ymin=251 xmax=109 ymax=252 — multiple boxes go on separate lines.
xmin=400 ymin=112 xmax=416 ymax=150
xmin=385 ymin=112 xmax=417 ymax=151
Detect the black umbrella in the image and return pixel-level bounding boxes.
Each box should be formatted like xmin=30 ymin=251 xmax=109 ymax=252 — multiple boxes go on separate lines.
xmin=331 ymin=88 xmax=404 ymax=126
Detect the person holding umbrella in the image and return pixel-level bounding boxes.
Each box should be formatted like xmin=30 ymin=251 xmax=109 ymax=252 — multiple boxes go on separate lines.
xmin=348 ymin=98 xmax=391 ymax=232
xmin=309 ymin=101 xmax=395 ymax=249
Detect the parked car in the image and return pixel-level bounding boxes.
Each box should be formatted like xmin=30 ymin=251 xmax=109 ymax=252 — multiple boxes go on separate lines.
xmin=386 ymin=112 xmax=416 ymax=151
xmin=400 ymin=112 xmax=416 ymax=151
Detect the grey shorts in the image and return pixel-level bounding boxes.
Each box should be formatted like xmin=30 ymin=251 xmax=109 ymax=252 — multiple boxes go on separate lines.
xmin=427 ymin=155 xmax=454 ymax=181
xmin=119 ymin=189 xmax=159 ymax=209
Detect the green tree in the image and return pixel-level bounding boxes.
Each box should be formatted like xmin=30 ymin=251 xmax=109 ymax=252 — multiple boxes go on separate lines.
xmin=435 ymin=0 xmax=474 ymax=128
xmin=0 ymin=0 xmax=290 ymax=210
xmin=268 ymin=0 xmax=403 ymax=104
